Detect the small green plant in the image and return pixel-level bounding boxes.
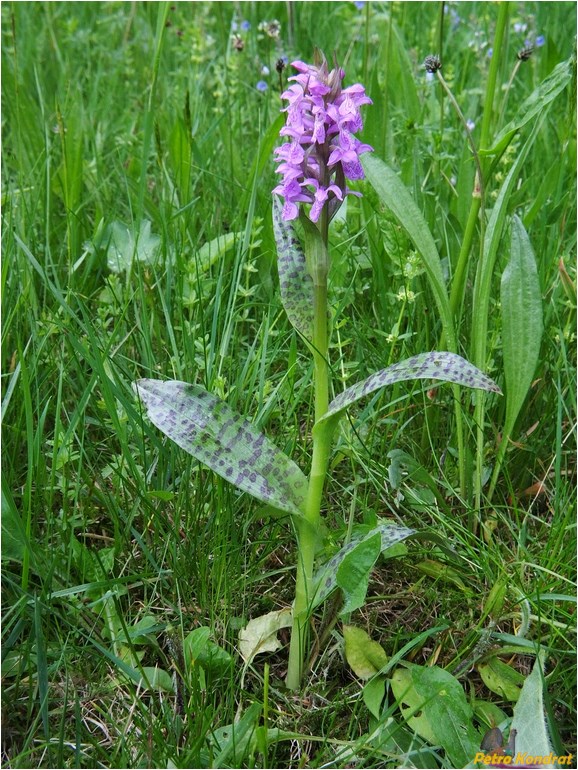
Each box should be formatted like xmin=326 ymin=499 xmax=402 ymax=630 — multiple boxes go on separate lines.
xmin=134 ymin=50 xmax=500 ymax=691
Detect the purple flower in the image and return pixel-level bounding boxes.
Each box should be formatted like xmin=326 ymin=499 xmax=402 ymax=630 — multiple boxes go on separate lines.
xmin=273 ymin=51 xmax=373 ymax=222
xmin=536 ymin=34 xmax=545 ymax=47
xmin=240 ymin=20 xmax=251 ymax=31
xmin=256 ymin=80 xmax=268 ymax=92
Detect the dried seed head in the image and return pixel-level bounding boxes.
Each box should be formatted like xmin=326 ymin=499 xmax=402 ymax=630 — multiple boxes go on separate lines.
xmin=517 ymin=46 xmax=534 ymax=61
xmin=276 ymin=58 xmax=286 ymax=74
xmin=424 ymin=55 xmax=442 ymax=73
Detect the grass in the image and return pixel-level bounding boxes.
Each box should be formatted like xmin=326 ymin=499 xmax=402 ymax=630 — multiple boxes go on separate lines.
xmin=1 ymin=2 xmax=576 ymax=768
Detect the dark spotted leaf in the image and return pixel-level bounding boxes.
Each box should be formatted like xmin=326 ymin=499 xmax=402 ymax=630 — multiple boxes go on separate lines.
xmin=319 ymin=351 xmax=501 ymax=426
xmin=134 ymin=380 xmax=307 ymax=517
xmin=272 ymin=195 xmax=314 ymax=340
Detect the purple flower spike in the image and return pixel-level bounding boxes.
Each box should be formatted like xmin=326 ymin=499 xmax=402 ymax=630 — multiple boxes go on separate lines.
xmin=273 ymin=50 xmax=373 ymax=223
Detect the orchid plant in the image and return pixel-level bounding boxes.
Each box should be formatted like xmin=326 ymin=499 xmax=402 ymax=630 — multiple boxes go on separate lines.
xmin=134 ymin=50 xmax=500 ymax=691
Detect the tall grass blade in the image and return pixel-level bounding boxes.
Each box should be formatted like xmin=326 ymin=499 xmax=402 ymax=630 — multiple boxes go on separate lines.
xmin=33 ymin=597 xmax=50 ymax=743
xmin=362 ymin=153 xmax=456 ymax=350
xmin=482 ymin=58 xmax=574 ymax=160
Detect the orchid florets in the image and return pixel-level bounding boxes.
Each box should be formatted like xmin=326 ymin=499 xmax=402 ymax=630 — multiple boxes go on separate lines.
xmin=273 ymin=51 xmax=373 ymax=223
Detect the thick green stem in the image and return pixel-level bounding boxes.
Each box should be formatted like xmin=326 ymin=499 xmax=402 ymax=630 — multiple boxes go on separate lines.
xmin=286 ymin=221 xmax=331 ymax=690
xmin=285 ymin=427 xmax=331 ymax=689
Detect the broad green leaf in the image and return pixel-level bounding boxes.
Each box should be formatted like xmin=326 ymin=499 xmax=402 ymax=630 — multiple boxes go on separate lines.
xmin=477 ymin=657 xmax=525 ymax=702
xmin=106 ymin=219 xmax=161 ymax=273
xmin=391 ymin=664 xmax=480 ymax=768
xmin=238 ymin=609 xmax=293 ymax=664
xmin=211 ymin=702 xmax=262 ymax=768
xmin=318 ymin=352 xmax=501 ymax=428
xmin=510 ymin=653 xmax=553 ymax=764
xmin=134 ymin=380 xmax=307 ymax=517
xmin=272 ymin=196 xmax=314 ymax=340
xmin=363 ymin=676 xmax=386 ymax=720
xmin=501 ymin=216 xmax=543 ymax=441
xmin=135 ymin=666 xmax=175 ymax=693
xmin=481 ymin=58 xmax=574 ymax=158
xmin=472 ymin=699 xmax=508 ymax=730
xmin=312 ymin=522 xmax=414 ymax=609
xmin=184 ymin=627 xmax=233 ymax=674
xmin=197 ymin=231 xmax=243 ymax=271
xmin=343 ymin=625 xmax=388 ymax=680
xmin=337 ymin=534 xmax=382 ymax=614
xmin=362 ymin=153 xmax=456 ymax=350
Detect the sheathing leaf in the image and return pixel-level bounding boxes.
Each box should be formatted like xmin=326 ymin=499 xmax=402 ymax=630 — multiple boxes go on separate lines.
xmin=312 ymin=522 xmax=414 ymax=609
xmin=272 ymin=195 xmax=314 ymax=340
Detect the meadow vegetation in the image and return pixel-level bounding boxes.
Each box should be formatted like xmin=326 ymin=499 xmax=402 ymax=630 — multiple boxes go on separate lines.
xmin=2 ymin=2 xmax=576 ymax=767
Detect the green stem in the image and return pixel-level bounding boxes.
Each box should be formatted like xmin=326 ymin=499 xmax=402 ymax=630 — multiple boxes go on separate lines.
xmin=286 ymin=214 xmax=331 ymax=691
xmin=450 ymin=197 xmax=481 ymax=320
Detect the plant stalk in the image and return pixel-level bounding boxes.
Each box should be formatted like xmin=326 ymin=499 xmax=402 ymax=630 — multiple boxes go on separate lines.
xmin=286 ymin=212 xmax=331 ymax=690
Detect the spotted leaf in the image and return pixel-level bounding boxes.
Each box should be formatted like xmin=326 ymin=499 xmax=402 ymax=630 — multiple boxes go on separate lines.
xmin=319 ymin=351 xmax=501 ymax=426
xmin=312 ymin=522 xmax=415 ymax=610
xmin=134 ymin=380 xmax=307 ymax=517
xmin=272 ymin=195 xmax=314 ymax=340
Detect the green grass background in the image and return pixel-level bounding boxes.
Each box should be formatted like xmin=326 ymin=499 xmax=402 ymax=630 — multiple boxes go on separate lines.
xmin=2 ymin=2 xmax=576 ymax=768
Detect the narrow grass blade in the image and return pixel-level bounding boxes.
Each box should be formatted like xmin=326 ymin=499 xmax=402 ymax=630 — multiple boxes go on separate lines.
xmin=362 ymin=153 xmax=456 ymax=350
xmin=501 ymin=216 xmax=543 ymax=439
xmin=34 ymin=597 xmax=50 ymax=742
xmin=481 ymin=58 xmax=574 ymax=160
xmin=272 ymin=195 xmax=314 ymax=340
xmin=319 ymin=351 xmax=501 ymax=426
xmin=212 ymin=702 xmax=262 ymax=768
xmin=134 ymin=379 xmax=307 ymax=517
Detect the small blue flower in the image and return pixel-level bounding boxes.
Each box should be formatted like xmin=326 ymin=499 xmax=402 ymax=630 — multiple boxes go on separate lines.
xmin=354 ymin=1 xmax=365 ymax=9
xmin=256 ymin=80 xmax=268 ymax=92
xmin=466 ymin=119 xmax=476 ymax=132
xmin=261 ymin=65 xmax=270 ymax=76
xmin=487 ymin=47 xmax=493 ymax=58
xmin=536 ymin=34 xmax=545 ymax=47
xmin=241 ymin=20 xmax=251 ymax=31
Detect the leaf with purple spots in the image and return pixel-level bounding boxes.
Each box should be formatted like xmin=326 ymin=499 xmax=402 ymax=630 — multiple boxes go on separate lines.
xmin=272 ymin=195 xmax=314 ymax=340
xmin=311 ymin=522 xmax=415 ymax=610
xmin=134 ymin=379 xmax=307 ymax=517
xmin=319 ymin=352 xmax=501 ymax=426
